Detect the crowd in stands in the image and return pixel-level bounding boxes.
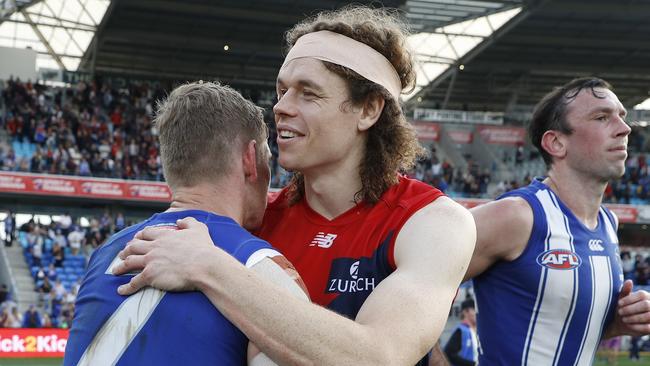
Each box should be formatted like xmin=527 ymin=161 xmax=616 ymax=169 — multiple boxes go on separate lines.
xmin=1 ymin=78 xmax=649 ymax=203
xmin=0 ymin=211 xmax=129 ymax=329
xmin=1 ymin=78 xmax=165 ymax=180
xmin=621 ymin=249 xmax=650 ymax=287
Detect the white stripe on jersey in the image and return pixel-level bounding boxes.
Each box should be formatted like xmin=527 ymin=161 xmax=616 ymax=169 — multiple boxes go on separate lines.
xmin=245 ymin=248 xmax=281 ymax=268
xmin=575 ymin=256 xmax=613 ymax=366
xmin=600 ymin=208 xmax=619 ymax=244
xmin=77 ymin=261 xmax=166 ymax=366
xmin=524 ymin=190 xmax=578 ymax=366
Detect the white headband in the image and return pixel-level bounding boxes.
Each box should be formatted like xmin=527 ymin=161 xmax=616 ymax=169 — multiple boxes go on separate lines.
xmin=281 ymin=30 xmax=402 ymax=101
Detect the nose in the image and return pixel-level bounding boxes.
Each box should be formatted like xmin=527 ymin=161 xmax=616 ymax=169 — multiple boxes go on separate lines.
xmin=615 ymin=115 xmax=632 ymax=138
xmin=273 ymin=91 xmax=298 ymax=120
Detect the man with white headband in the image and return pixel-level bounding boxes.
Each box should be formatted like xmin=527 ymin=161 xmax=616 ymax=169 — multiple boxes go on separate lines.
xmin=114 ymin=6 xmax=475 ymax=365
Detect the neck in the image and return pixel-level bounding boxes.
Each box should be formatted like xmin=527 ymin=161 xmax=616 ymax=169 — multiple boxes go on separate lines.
xmin=168 ymin=179 xmax=245 ymax=225
xmin=301 ymin=149 xmax=364 ymax=220
xmin=544 ymin=166 xmax=607 ymax=230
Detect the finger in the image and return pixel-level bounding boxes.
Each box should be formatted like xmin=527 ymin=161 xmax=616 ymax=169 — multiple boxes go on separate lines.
xmin=134 ymin=225 xmax=177 ymax=241
xmin=618 ymin=296 xmax=650 ymax=316
xmin=622 ymin=311 xmax=650 ymax=324
xmin=117 ymin=272 xmax=148 ymax=296
xmin=620 ymin=290 xmax=650 ymax=307
xmin=118 ymin=239 xmax=155 ymax=259
xmin=112 ymin=255 xmax=147 ymax=276
xmin=619 ymin=280 xmax=634 ymax=299
xmin=620 ymin=322 xmax=650 ymax=336
xmin=176 ymin=216 xmax=203 ymax=230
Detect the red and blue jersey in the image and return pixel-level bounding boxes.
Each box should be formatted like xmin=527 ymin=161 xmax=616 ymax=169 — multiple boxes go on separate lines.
xmin=64 ymin=210 xmax=279 ymax=366
xmin=474 ymin=178 xmax=624 ymax=366
xmin=258 ymin=176 xmax=443 ymax=319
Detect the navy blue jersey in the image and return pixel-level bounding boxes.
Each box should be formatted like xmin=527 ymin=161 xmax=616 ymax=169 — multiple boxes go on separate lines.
xmin=64 ymin=210 xmax=279 ymax=366
xmin=474 ymin=179 xmax=623 ymax=366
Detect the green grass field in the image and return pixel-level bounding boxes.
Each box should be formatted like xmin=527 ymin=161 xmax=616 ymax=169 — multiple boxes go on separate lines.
xmin=0 ymin=359 xmax=62 ymax=366
xmin=594 ymin=354 xmax=650 ymax=366
xmin=0 ymin=354 xmax=647 ymax=366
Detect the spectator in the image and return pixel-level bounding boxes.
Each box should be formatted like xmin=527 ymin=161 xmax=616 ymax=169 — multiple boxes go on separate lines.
xmin=4 ymin=210 xmax=15 ymax=246
xmin=0 ymin=284 xmax=8 ymax=303
xmin=52 ymin=242 xmax=64 ymax=267
xmin=9 ymin=306 xmax=22 ymax=328
xmin=59 ymin=213 xmax=72 ymax=236
xmin=22 ymin=305 xmax=42 ymax=328
xmin=67 ymin=225 xmax=84 ymax=256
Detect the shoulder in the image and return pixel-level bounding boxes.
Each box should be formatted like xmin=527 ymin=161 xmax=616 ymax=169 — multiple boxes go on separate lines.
xmin=471 ymin=196 xmax=534 ymax=262
xmin=394 ymin=196 xmax=476 ymax=271
xmin=384 ymin=176 xmax=443 ymax=206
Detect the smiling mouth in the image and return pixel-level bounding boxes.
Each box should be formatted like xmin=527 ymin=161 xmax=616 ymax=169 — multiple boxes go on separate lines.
xmin=278 ymin=130 xmax=303 ymax=140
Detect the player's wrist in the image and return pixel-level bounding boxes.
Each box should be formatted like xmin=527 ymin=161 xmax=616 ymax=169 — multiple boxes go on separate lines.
xmin=193 ymin=246 xmax=229 ymax=292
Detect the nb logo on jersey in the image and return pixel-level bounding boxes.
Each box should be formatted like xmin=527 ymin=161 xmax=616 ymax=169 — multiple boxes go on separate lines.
xmin=588 ymin=239 xmax=605 ymax=251
xmin=536 ymin=249 xmax=582 ymax=270
xmin=309 ymin=232 xmax=338 ymax=248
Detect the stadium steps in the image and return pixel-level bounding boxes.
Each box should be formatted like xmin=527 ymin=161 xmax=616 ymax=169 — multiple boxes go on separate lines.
xmin=3 ymin=245 xmax=39 ymax=313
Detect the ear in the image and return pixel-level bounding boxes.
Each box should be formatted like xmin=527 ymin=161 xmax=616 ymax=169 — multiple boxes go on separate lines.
xmin=357 ymin=94 xmax=385 ymax=132
xmin=242 ymin=140 xmax=258 ymax=182
xmin=540 ymin=130 xmax=567 ymax=161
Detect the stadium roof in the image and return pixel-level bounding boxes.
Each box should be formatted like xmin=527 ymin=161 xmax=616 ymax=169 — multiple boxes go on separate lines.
xmin=406 ymin=0 xmax=650 ymax=113
xmin=1 ymin=0 xmax=649 ymax=114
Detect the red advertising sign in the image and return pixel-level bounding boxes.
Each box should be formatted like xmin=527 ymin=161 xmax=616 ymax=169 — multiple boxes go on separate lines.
xmin=454 ymin=200 xmax=639 ymax=223
xmin=413 ymin=121 xmax=440 ymax=141
xmin=477 ymin=126 xmax=526 ymax=145
xmin=447 ymin=130 xmax=474 ymax=144
xmin=605 ymin=204 xmax=638 ymax=223
xmin=0 ymin=172 xmax=171 ymax=202
xmin=0 ymin=328 xmax=68 ymax=358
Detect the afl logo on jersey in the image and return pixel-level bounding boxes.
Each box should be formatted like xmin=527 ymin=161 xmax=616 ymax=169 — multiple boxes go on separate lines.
xmin=536 ymin=249 xmax=582 ymax=270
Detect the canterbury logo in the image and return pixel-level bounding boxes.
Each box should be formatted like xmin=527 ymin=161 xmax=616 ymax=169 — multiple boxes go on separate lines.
xmin=309 ymin=232 xmax=338 ymax=248
xmin=588 ymin=239 xmax=604 ymax=251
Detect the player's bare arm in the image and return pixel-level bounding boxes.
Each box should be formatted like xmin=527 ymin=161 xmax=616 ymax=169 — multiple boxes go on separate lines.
xmin=463 ymin=197 xmax=534 ymax=281
xmin=113 ymin=198 xmax=475 ymax=365
xmin=248 ymin=255 xmax=310 ymax=366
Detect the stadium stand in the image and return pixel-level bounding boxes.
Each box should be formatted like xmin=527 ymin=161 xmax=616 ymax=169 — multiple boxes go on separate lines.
xmin=2 ymin=78 xmax=648 ymax=203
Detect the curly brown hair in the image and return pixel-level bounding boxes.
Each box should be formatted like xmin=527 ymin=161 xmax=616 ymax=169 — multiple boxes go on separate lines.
xmin=283 ymin=6 xmax=425 ymax=205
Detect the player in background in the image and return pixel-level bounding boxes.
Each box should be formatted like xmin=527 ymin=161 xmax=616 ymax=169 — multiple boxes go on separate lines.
xmin=433 ymin=77 xmax=650 ymax=365
xmin=443 ymin=299 xmax=478 ymax=366
xmin=114 ymin=6 xmax=475 ymax=366
xmin=64 ymin=82 xmax=307 ymax=366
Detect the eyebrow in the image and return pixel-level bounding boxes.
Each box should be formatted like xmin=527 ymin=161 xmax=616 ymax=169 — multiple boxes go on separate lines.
xmin=589 ymin=106 xmax=627 ymax=117
xmin=276 ymin=78 xmax=325 ymax=93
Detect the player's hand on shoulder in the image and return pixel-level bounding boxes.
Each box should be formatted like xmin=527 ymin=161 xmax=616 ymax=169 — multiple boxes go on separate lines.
xmin=611 ymin=280 xmax=650 ymax=337
xmin=112 ymin=216 xmax=219 ymax=295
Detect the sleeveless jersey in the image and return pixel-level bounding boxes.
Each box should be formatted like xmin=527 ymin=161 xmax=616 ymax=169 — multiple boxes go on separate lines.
xmin=474 ymin=179 xmax=624 ymax=366
xmin=257 ymin=176 xmax=443 ymax=319
xmin=64 ymin=210 xmax=279 ymax=366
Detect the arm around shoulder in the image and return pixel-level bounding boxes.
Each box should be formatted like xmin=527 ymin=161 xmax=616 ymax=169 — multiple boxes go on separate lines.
xmin=350 ymin=197 xmax=476 ymax=364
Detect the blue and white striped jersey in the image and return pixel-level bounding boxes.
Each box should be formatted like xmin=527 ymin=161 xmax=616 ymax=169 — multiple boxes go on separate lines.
xmin=474 ymin=178 xmax=623 ymax=366
xmin=63 ymin=210 xmax=279 ymax=366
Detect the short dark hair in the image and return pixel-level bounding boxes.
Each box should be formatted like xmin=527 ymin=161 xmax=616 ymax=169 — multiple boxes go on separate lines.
xmin=461 ymin=299 xmax=475 ymax=311
xmin=529 ymin=77 xmax=612 ymax=167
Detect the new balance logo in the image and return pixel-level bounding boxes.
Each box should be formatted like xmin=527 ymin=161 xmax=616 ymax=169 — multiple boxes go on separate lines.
xmin=588 ymin=239 xmax=605 ymax=251
xmin=309 ymin=232 xmax=338 ymax=248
